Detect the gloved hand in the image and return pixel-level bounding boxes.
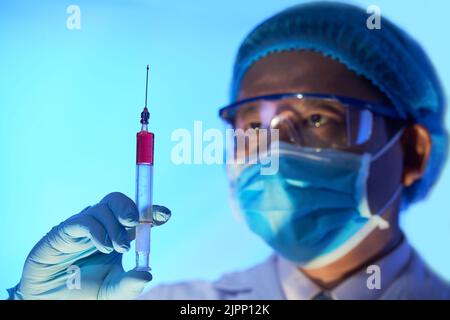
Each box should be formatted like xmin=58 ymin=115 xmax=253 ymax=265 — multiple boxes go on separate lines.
xmin=8 ymin=192 xmax=171 ymax=300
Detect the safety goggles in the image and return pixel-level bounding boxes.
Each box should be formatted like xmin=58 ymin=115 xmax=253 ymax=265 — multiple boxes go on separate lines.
xmin=219 ymin=93 xmax=404 ymax=160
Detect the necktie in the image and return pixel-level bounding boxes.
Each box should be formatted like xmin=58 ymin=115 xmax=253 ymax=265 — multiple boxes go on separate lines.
xmin=311 ymin=291 xmax=333 ymax=300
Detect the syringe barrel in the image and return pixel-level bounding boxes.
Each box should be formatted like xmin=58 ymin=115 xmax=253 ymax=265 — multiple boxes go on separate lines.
xmin=135 ymin=129 xmax=154 ymax=271
xmin=136 ymin=130 xmax=154 ymax=165
xmin=135 ymin=163 xmax=153 ymax=271
xmin=136 ymin=164 xmax=153 ymax=222
xmin=136 ymin=129 xmax=154 ymax=222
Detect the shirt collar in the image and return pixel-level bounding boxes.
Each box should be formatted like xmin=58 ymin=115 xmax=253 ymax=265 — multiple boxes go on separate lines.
xmin=276 ymin=239 xmax=412 ymax=300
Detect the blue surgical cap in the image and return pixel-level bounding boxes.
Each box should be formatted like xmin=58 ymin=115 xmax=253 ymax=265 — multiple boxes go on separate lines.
xmin=230 ymin=1 xmax=448 ymax=209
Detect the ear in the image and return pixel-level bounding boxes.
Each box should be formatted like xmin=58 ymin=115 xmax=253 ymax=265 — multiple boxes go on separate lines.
xmin=401 ymin=124 xmax=432 ymax=187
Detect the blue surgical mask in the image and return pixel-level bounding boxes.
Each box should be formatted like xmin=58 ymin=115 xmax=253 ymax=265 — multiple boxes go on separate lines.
xmin=229 ymin=130 xmax=404 ymax=269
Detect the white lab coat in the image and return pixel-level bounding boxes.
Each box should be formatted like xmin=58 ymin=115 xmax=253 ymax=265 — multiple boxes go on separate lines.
xmin=138 ymin=241 xmax=450 ymax=300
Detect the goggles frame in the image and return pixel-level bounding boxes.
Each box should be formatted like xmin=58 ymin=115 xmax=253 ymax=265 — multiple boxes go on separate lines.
xmin=219 ymin=92 xmax=405 ymax=125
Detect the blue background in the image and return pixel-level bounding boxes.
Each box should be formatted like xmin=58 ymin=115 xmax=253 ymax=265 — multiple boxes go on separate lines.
xmin=0 ymin=0 xmax=449 ymax=298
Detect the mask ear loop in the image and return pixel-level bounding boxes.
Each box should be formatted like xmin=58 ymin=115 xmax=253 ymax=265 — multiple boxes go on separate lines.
xmin=372 ymin=185 xmax=404 ymax=230
xmin=362 ymin=127 xmax=406 ymax=229
xmin=371 ymin=127 xmax=406 ymax=162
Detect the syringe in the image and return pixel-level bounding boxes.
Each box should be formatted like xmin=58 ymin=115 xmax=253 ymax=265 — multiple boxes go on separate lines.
xmin=135 ymin=65 xmax=154 ymax=272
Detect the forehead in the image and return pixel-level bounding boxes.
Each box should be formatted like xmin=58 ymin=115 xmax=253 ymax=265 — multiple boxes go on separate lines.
xmin=237 ymin=51 xmax=390 ymax=105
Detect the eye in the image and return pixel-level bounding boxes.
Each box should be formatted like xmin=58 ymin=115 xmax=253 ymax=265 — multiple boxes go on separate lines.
xmin=305 ymin=114 xmax=329 ymax=128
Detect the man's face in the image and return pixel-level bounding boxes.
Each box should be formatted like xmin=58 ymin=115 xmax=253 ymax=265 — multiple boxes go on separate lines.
xmin=236 ymin=51 xmax=404 ymax=216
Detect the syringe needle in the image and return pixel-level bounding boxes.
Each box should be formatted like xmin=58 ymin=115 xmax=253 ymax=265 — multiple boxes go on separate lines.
xmin=140 ymin=65 xmax=150 ymax=128
xmin=145 ymin=65 xmax=149 ymax=108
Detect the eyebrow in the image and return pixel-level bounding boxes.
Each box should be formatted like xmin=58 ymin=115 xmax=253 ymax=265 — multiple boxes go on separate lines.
xmin=235 ymin=104 xmax=261 ymax=119
xmin=280 ymin=100 xmax=346 ymax=117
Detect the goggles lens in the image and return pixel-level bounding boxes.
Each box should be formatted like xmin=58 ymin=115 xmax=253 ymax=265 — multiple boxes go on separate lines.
xmin=220 ymin=95 xmax=380 ymax=161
